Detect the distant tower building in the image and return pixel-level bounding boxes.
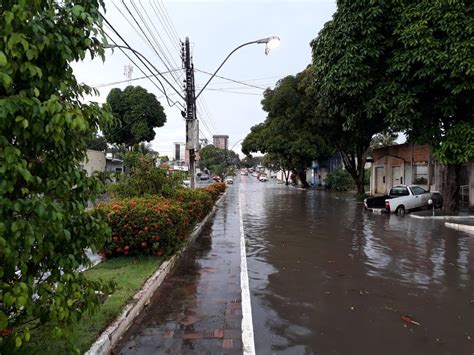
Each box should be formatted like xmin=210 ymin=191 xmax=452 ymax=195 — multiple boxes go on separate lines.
xmin=213 ymin=135 xmax=229 ymax=150
xmin=173 ymin=142 xmax=185 ymax=162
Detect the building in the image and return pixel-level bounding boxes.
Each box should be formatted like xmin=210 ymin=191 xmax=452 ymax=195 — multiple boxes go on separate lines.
xmin=106 ymin=157 xmax=124 ymax=174
xmin=81 ymin=149 xmax=106 ymax=176
xmin=370 ymin=144 xmax=473 ymax=210
xmin=306 ymin=154 xmax=344 ymax=186
xmin=173 ymin=142 xmax=185 ymax=162
xmin=213 ymin=135 xmax=229 ymax=150
xmin=370 ymin=143 xmax=434 ymax=195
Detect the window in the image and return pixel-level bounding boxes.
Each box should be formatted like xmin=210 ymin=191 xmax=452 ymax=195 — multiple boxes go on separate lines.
xmin=175 ymin=144 xmax=180 ymax=161
xmin=414 ymin=165 xmax=428 ymax=185
xmin=411 ymin=186 xmax=427 ymax=195
xmin=390 ymin=187 xmax=409 ymax=196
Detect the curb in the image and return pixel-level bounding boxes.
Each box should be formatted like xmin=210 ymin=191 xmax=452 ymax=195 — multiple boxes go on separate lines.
xmin=85 ymin=188 xmax=229 ymax=355
xmin=411 ymin=214 xmax=474 ymax=220
xmin=445 ymin=222 xmax=474 ymax=234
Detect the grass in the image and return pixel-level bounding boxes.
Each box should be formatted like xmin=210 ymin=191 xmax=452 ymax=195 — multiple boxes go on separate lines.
xmin=22 ymin=256 xmax=163 ymax=354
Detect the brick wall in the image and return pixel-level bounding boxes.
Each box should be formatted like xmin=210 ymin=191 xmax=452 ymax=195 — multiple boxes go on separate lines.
xmin=372 ymin=144 xmax=431 ymax=163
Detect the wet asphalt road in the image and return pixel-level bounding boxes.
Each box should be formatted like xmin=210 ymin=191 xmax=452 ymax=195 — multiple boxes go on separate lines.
xmin=115 ymin=176 xmax=474 ymax=355
xmin=240 ymin=177 xmax=474 ymax=355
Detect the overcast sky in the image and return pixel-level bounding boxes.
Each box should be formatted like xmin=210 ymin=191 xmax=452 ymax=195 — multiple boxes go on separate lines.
xmin=73 ymin=0 xmax=337 ymax=157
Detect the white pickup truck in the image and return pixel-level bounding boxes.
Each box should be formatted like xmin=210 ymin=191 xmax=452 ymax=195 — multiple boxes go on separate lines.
xmin=384 ymin=185 xmax=431 ymax=214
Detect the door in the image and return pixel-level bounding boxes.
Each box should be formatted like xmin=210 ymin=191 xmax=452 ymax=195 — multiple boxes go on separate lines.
xmin=375 ymin=167 xmax=385 ymax=194
xmin=392 ymin=166 xmax=401 ymax=186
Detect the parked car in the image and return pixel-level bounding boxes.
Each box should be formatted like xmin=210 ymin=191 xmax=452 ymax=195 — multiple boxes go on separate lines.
xmin=384 ymin=185 xmax=431 ymax=214
xmin=182 ymin=179 xmax=191 ymax=188
xmin=212 ymin=176 xmax=221 ymax=182
xmin=225 ymin=177 xmax=234 ymax=184
xmin=200 ymin=174 xmax=210 ymax=181
xmin=365 ymin=185 xmax=443 ymax=214
xmin=258 ymin=174 xmax=268 ymax=182
xmin=240 ymin=170 xmax=248 ymax=176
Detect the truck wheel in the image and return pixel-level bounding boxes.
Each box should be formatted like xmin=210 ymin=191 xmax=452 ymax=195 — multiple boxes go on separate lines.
xmin=396 ymin=206 xmax=405 ymax=216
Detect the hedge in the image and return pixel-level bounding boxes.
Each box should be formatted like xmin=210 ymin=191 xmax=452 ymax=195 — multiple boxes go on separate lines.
xmin=96 ymin=183 xmax=226 ymax=258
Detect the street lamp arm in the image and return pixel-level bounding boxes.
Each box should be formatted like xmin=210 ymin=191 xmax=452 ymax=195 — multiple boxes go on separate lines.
xmin=230 ymin=138 xmax=245 ymax=151
xmin=195 ymin=36 xmax=279 ymax=99
xmin=196 ymin=40 xmax=260 ymax=99
xmin=106 ymin=44 xmax=185 ymax=100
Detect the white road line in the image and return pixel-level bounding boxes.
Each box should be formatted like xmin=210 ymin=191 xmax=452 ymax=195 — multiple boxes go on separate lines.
xmin=239 ymin=186 xmax=256 ymax=355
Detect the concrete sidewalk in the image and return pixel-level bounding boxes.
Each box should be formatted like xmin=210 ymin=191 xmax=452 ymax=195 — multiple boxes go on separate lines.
xmin=114 ymin=185 xmax=243 ymax=354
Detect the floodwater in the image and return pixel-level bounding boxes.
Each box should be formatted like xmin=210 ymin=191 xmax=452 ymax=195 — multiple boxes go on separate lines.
xmin=115 ymin=177 xmax=474 ymax=355
xmin=240 ymin=177 xmax=474 ymax=355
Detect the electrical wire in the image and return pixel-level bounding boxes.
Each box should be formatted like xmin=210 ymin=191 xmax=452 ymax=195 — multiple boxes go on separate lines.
xmin=91 ymin=68 xmax=183 ymax=88
xmin=195 ymin=68 xmax=269 ymax=90
xmin=102 ymin=16 xmax=184 ymax=109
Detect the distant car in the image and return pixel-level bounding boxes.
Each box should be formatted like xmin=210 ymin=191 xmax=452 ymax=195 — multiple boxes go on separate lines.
xmin=225 ymin=177 xmax=234 ymax=184
xmin=182 ymin=179 xmax=191 ymax=188
xmin=200 ymin=174 xmax=210 ymax=181
xmin=259 ymin=175 xmax=268 ymax=182
xmin=212 ymin=176 xmax=221 ymax=182
xmin=240 ymin=170 xmax=248 ymax=176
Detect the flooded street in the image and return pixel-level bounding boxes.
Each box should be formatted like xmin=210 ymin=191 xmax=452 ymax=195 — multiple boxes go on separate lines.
xmin=241 ymin=177 xmax=474 ymax=355
xmin=115 ymin=177 xmax=474 ymax=355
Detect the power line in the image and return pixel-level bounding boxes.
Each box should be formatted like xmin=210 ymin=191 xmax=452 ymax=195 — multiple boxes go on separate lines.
xmin=91 ymin=69 xmax=182 ymax=88
xmin=102 ymin=18 xmax=184 ymax=109
xmin=195 ymin=68 xmax=269 ymax=90
xmin=121 ymin=1 xmax=178 ymax=87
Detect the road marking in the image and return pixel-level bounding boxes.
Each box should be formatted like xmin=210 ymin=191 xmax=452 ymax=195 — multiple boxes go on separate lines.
xmin=239 ymin=186 xmax=256 ymax=355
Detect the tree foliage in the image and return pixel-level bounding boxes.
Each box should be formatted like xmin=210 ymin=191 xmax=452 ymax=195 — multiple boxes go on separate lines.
xmin=0 ymin=0 xmax=113 ymax=351
xmin=111 ymin=153 xmax=183 ymax=198
xmin=311 ymin=1 xmax=395 ymax=193
xmin=383 ymin=0 xmax=474 ymax=212
xmin=381 ymin=0 xmax=473 ymax=155
xmin=198 ymin=145 xmax=239 ymax=179
xmin=104 ymin=85 xmax=166 ymax=148
xmin=86 ymin=134 xmax=107 ymax=152
xmin=242 ymin=71 xmax=330 ymax=187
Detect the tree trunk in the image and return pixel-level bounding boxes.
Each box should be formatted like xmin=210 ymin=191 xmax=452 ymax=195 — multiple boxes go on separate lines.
xmin=356 ymin=177 xmax=365 ymax=194
xmin=338 ymin=145 xmax=368 ymax=195
xmin=297 ymin=169 xmax=309 ymax=188
xmin=283 ymin=170 xmax=290 ymax=185
xmin=442 ymin=164 xmax=461 ymax=213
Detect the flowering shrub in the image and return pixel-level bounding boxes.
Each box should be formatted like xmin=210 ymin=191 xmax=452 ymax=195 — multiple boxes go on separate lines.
xmin=97 ymin=183 xmax=226 ymax=257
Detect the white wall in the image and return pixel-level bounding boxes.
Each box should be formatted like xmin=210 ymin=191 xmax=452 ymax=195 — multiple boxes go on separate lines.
xmin=82 ymin=150 xmax=106 ymax=176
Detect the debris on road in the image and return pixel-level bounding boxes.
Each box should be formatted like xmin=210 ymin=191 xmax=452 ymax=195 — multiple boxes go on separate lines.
xmin=400 ymin=315 xmax=421 ymax=326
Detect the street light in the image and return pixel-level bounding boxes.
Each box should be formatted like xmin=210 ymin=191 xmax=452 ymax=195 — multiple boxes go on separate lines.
xmin=195 ymin=36 xmax=280 ymax=99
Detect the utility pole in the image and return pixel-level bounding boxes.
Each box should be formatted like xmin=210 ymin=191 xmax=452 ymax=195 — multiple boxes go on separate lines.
xmin=182 ymin=37 xmax=199 ymax=188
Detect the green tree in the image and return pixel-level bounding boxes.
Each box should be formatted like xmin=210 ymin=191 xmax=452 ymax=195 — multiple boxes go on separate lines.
xmin=311 ymin=1 xmax=394 ymax=194
xmin=0 ymin=0 xmax=113 ymax=351
xmin=370 ymin=133 xmax=398 ymax=150
xmin=198 ymin=145 xmax=238 ymax=179
xmin=242 ymin=72 xmax=330 ymax=188
xmin=86 ymin=134 xmax=107 ymax=152
xmin=381 ymin=0 xmax=474 ymax=212
xmin=104 ymin=85 xmax=166 ymax=149
xmin=262 ymin=153 xmax=292 ymax=185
